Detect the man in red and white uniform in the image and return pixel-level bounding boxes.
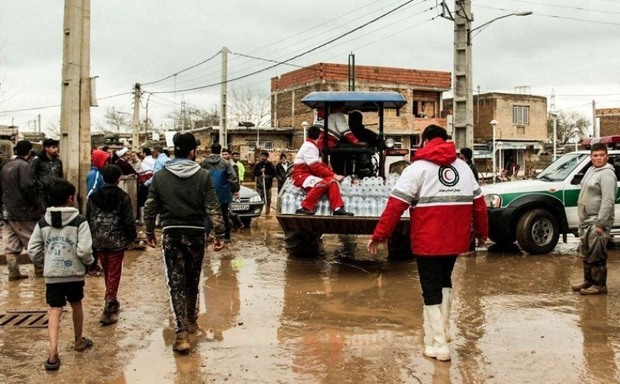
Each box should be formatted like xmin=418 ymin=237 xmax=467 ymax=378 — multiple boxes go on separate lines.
xmin=368 ymin=125 xmax=488 ymax=362
xmin=291 ymin=125 xmax=353 ymax=216
xmin=314 ymin=105 xmax=361 ymax=149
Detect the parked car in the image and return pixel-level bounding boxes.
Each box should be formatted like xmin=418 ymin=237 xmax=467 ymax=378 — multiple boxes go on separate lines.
xmin=482 ymin=143 xmax=620 ymax=254
xmin=230 ymin=185 xmax=264 ymax=227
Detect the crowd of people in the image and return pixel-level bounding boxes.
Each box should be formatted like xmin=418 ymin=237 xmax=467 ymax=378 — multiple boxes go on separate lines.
xmin=2 ymin=122 xmax=613 ymax=368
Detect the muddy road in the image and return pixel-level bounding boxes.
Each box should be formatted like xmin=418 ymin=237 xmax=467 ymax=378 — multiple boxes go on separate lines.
xmin=2 ymin=215 xmax=620 ymax=383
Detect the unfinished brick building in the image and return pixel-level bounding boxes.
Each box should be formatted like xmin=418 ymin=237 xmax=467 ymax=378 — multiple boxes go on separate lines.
xmin=271 ymin=62 xmax=451 ymax=149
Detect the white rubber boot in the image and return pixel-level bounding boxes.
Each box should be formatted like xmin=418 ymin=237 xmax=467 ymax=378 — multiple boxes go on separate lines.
xmin=441 ymin=287 xmax=452 ymax=342
xmin=423 ymin=304 xmax=451 ymax=361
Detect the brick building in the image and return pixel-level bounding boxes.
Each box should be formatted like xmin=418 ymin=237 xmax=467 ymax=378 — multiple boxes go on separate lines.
xmin=596 ymin=108 xmax=620 ymax=137
xmin=445 ymin=92 xmax=548 ymax=177
xmin=271 ymin=62 xmax=451 ymax=149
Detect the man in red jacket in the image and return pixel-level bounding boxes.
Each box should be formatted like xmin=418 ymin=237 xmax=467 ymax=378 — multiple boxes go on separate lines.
xmin=291 ymin=125 xmax=353 ymax=216
xmin=368 ymin=125 xmax=488 ymax=362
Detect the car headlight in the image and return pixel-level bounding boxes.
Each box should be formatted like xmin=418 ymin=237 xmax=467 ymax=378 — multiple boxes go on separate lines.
xmin=249 ymin=195 xmax=262 ymax=202
xmin=385 ymin=138 xmax=396 ymax=149
xmin=484 ymin=194 xmax=502 ymax=208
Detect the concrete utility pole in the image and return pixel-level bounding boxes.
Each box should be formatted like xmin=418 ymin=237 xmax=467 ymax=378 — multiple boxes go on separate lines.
xmin=452 ymin=0 xmax=473 ymax=150
xmin=60 ymin=0 xmax=92 ymax=210
xmin=219 ymin=46 xmax=228 ymax=147
xmin=132 ymin=83 xmax=141 ymax=151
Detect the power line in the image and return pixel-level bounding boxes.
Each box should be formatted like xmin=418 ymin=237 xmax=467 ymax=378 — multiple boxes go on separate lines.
xmin=476 ymin=4 xmax=620 ymax=26
xmin=147 ymin=0 xmax=420 ymax=95
xmin=141 ymin=50 xmax=222 ymax=86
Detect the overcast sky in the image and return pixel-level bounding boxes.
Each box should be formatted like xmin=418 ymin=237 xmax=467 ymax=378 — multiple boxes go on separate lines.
xmin=1 ymin=0 xmax=619 ymax=135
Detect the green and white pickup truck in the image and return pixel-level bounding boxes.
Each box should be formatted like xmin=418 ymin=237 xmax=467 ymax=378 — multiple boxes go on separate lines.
xmin=481 ymin=149 xmax=620 ymax=254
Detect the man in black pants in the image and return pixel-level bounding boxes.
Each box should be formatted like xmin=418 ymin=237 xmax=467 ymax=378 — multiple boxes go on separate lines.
xmin=144 ymin=133 xmax=225 ymax=354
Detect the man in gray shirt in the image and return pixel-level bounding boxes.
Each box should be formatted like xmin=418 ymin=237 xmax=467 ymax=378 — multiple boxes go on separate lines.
xmin=572 ymin=143 xmax=617 ymax=295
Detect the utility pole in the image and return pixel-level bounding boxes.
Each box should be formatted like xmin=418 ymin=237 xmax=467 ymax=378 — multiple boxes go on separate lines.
xmin=452 ymin=0 xmax=473 ymax=150
xmin=348 ymin=53 xmax=356 ymax=91
xmin=60 ymin=0 xmax=92 ymax=210
xmin=131 ymin=83 xmax=141 ymax=151
xmin=592 ymin=100 xmax=599 ymax=138
xmin=219 ymin=46 xmax=228 ymax=147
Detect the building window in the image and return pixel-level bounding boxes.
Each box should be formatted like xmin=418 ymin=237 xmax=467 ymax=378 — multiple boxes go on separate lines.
xmin=414 ymin=101 xmax=435 ymax=118
xmin=513 ymin=106 xmax=529 ymax=124
xmin=247 ymin=141 xmax=273 ymax=149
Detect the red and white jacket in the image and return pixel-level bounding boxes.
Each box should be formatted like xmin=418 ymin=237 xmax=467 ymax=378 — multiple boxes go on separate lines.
xmin=314 ymin=112 xmax=359 ymax=149
xmin=292 ymin=138 xmax=336 ymax=189
xmin=372 ymin=138 xmax=488 ymax=256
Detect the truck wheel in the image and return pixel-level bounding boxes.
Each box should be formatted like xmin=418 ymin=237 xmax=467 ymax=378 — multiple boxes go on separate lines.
xmin=284 ymin=231 xmax=323 ymax=258
xmin=516 ymin=209 xmax=559 ymax=255
xmin=388 ymin=232 xmax=413 ymax=260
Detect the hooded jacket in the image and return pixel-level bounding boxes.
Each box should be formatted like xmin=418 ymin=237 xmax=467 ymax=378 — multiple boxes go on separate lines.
xmin=199 ymin=155 xmax=239 ymax=205
xmin=143 ymin=158 xmax=225 ymax=238
xmin=31 ymin=150 xmax=64 ymax=192
xmin=28 ymin=206 xmax=94 ymax=284
xmin=86 ymin=184 xmax=137 ymax=250
xmin=372 ymin=138 xmax=488 ymax=256
xmin=578 ymin=162 xmax=617 ymax=230
xmin=1 ymin=156 xmax=42 ymax=221
xmin=87 ymin=149 xmax=110 ymax=198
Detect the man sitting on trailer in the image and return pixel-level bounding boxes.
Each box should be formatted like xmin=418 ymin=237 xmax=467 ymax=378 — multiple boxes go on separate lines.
xmin=314 ymin=104 xmax=363 ymax=149
xmin=291 ymin=124 xmax=354 ymax=216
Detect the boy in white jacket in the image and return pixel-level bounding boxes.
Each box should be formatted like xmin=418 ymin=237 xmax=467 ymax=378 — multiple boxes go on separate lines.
xmin=28 ymin=179 xmax=95 ymax=370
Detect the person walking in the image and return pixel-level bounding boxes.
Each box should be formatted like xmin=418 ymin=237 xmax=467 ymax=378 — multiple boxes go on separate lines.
xmin=144 ymin=132 xmax=225 ymax=354
xmin=231 ymin=151 xmax=245 ymax=184
xmin=87 ymin=149 xmax=110 ymax=199
xmin=571 ymin=143 xmax=617 ymax=295
xmin=291 ymin=125 xmax=353 ymax=216
xmin=275 ymin=153 xmax=291 ymax=194
xmin=1 ymin=140 xmax=44 ymax=280
xmin=137 ymin=147 xmax=155 ymax=223
xmin=31 ymin=138 xmax=64 ymax=209
xmin=367 ymin=125 xmax=488 ymax=362
xmin=458 ymin=147 xmax=479 ymax=182
xmin=86 ymin=165 xmax=137 ymax=325
xmin=253 ymin=151 xmax=275 ymax=214
xmin=200 ymin=143 xmax=239 ymax=243
xmin=27 ymin=179 xmax=95 ymax=371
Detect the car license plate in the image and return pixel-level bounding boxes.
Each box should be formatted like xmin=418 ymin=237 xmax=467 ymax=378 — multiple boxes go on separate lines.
xmin=231 ymin=204 xmax=250 ymax=211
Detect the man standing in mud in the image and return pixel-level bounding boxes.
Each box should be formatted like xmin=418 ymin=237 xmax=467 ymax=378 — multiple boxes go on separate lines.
xmin=1 ymin=140 xmax=44 ymax=279
xmin=572 ymin=142 xmax=617 ymax=295
xmin=144 ymin=132 xmax=225 ymax=354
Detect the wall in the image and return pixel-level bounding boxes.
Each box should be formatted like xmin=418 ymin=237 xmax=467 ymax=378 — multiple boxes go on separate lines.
xmin=597 ymin=108 xmax=620 ymax=137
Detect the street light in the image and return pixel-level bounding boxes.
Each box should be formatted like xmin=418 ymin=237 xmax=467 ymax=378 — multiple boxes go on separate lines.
xmin=549 ymin=111 xmax=559 ymax=160
xmin=468 ymin=12 xmax=534 ymax=44
xmin=301 ymin=121 xmax=309 ymax=142
xmin=490 ymin=119 xmax=497 ymax=182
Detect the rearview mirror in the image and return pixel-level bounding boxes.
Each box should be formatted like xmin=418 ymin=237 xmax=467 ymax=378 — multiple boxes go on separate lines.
xmin=571 ymin=173 xmax=584 ymax=185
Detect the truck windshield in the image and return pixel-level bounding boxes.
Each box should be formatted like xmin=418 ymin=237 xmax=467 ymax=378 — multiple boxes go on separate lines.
xmin=536 ymin=153 xmax=589 ymax=182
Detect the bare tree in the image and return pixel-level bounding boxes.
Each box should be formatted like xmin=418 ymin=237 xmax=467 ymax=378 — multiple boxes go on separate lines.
xmin=229 ymin=88 xmax=271 ymax=127
xmin=547 ymin=111 xmax=590 ymax=145
xmin=104 ymin=106 xmax=130 ymax=132
xmin=166 ymin=101 xmax=219 ymax=130
xmin=44 ymin=122 xmax=61 ymax=139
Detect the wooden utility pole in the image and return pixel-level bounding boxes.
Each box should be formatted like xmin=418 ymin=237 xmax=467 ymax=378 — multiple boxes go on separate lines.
xmin=219 ymin=46 xmax=228 ymax=147
xmin=60 ymin=0 xmax=92 ymax=210
xmin=132 ymin=83 xmax=141 ymax=151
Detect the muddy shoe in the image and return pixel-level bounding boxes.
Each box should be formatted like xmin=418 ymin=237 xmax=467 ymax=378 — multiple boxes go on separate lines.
xmin=100 ymin=311 xmax=117 ymax=326
xmin=173 ymin=331 xmax=191 ymax=354
xmin=108 ymin=300 xmax=120 ymax=314
xmin=571 ymin=282 xmax=592 ymax=292
xmin=580 ymin=285 xmax=608 ymax=295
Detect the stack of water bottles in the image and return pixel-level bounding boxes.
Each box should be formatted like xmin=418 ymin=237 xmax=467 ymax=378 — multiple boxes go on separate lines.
xmin=280 ymin=173 xmax=401 ymax=217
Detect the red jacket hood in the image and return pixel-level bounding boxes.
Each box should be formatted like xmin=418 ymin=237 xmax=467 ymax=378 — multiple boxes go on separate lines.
xmin=413 ymin=138 xmax=457 ymax=166
xmin=91 ymin=149 xmax=110 ymax=170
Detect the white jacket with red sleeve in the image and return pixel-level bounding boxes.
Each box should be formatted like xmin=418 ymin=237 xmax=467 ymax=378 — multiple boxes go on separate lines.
xmin=371 ymin=138 xmax=489 ymax=256
xmin=291 ymin=138 xmax=336 ymax=189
